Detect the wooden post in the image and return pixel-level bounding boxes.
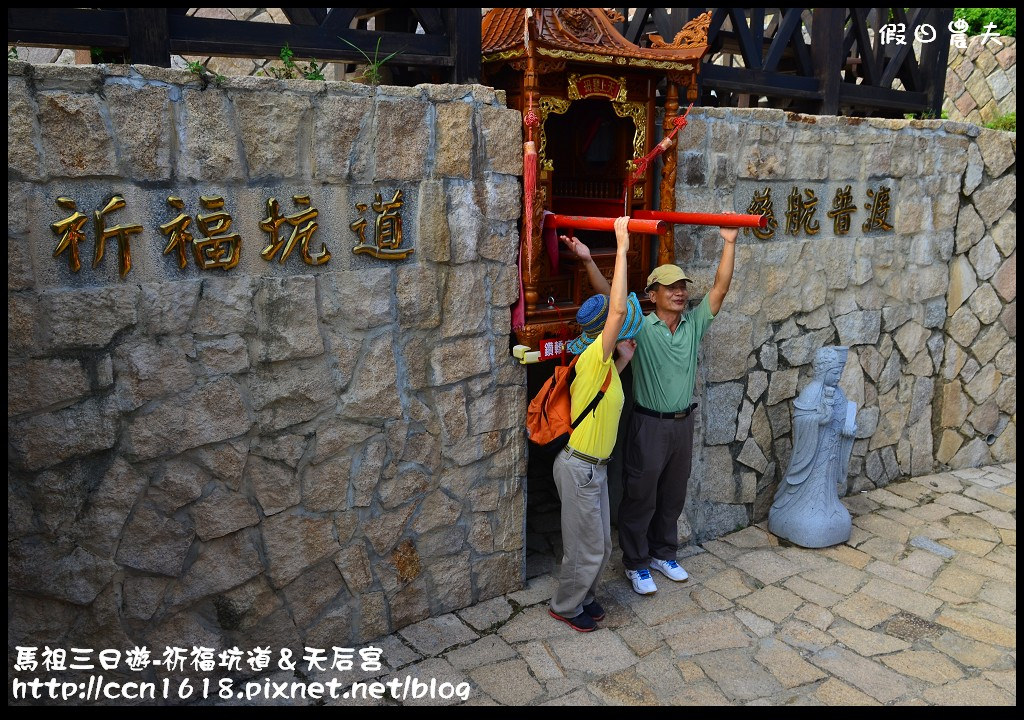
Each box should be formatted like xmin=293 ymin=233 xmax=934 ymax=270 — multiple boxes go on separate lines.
xmin=659 ymin=79 xmax=679 ymax=266
xmin=450 ymin=8 xmax=481 ymax=84
xmin=125 ymin=8 xmax=170 ymax=67
xmin=811 ymin=8 xmax=843 ymax=116
xmin=522 ymin=50 xmax=542 ymax=315
xmin=921 ymin=8 xmax=954 ymax=117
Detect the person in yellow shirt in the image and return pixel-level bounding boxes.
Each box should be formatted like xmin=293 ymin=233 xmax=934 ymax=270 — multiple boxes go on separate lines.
xmin=548 ymin=216 xmax=643 ymax=632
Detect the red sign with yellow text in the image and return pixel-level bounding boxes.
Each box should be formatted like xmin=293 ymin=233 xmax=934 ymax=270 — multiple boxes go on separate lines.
xmin=575 ymin=74 xmax=623 ymax=100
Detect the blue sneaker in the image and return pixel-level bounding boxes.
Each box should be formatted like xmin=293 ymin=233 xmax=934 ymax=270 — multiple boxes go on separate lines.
xmin=625 ymin=568 xmax=657 ymax=595
xmin=650 ymin=558 xmax=689 ymax=582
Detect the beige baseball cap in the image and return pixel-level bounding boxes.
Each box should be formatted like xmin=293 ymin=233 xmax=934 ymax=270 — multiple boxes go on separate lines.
xmin=645 ymin=264 xmax=691 ymax=292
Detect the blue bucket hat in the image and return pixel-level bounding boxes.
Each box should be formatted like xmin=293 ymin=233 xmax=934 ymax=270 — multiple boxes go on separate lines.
xmin=568 ymin=292 xmax=644 ymax=355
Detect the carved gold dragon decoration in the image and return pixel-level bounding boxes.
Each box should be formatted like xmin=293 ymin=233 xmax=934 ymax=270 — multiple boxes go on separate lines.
xmin=648 ymin=10 xmax=712 ymax=49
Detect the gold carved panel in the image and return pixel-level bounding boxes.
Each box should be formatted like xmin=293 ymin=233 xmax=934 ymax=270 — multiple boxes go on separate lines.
xmin=538 ymin=96 xmax=647 ymax=175
xmin=612 ymin=100 xmax=648 ymax=165
xmin=538 ymin=96 xmax=571 ymax=172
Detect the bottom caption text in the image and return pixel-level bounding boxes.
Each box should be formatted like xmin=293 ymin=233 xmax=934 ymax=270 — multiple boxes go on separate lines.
xmin=12 ymin=676 xmax=472 ymax=703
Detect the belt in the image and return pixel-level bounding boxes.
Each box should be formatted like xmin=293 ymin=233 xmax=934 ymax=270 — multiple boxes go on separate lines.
xmin=634 ymin=402 xmax=698 ymax=420
xmin=563 ymin=445 xmax=611 ymax=466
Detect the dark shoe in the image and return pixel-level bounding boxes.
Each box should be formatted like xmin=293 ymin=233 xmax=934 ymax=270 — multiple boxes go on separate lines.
xmin=548 ymin=608 xmax=597 ymax=632
xmin=582 ymin=600 xmax=606 ymax=621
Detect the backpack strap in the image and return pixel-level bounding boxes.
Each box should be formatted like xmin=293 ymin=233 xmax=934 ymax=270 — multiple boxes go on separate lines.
xmin=570 ymin=367 xmax=613 ymax=430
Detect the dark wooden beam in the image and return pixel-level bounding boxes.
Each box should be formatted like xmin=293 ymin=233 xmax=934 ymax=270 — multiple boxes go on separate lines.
xmin=841 ymin=9 xmax=858 ymax=68
xmin=625 ymin=8 xmax=654 ymax=45
xmin=651 ymin=8 xmax=677 ymax=42
xmin=920 ymin=8 xmax=954 ymax=116
xmin=125 ymin=8 xmax=171 ymax=67
xmin=790 ymin=13 xmax=814 ymax=77
xmin=811 ymin=8 xmax=843 ymax=114
xmin=749 ymin=7 xmax=765 ymax=54
xmin=413 ymin=8 xmax=446 ymax=35
xmin=880 ymin=8 xmax=921 ymax=89
xmin=7 ymin=8 xmax=129 ymax=49
xmin=450 ymin=8 xmax=480 ymax=83
xmin=869 ymin=9 xmax=887 ymax=80
xmin=879 ymin=40 xmax=914 ymax=89
xmin=705 ymin=8 xmax=730 ymax=52
xmin=728 ymin=8 xmax=761 ymax=68
xmin=165 ymin=14 xmax=451 ymax=65
xmin=849 ymin=8 xmax=880 ymax=87
xmin=321 ymin=8 xmax=360 ymax=33
xmin=701 ymin=64 xmax=821 ymax=99
xmin=763 ymin=8 xmax=803 ymax=73
xmin=839 ymin=83 xmax=928 ymax=112
xmin=281 ymin=9 xmax=329 ymax=27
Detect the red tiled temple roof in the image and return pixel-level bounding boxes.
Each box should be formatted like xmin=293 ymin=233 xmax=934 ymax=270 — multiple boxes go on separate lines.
xmin=482 ymin=8 xmax=709 ymax=66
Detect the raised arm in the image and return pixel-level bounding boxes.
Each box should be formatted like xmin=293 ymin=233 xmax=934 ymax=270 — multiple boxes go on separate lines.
xmin=614 ymin=339 xmax=636 ymax=373
xmin=599 ymin=217 xmax=630 ymax=362
xmin=559 ymin=234 xmax=611 ymax=295
xmin=708 ymin=219 xmax=739 ymax=316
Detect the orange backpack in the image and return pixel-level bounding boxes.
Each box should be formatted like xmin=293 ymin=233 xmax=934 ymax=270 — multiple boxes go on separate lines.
xmin=526 ymin=355 xmax=613 ymax=448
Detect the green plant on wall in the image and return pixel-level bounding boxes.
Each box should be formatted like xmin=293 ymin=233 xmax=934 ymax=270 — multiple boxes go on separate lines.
xmin=905 ymin=109 xmax=949 ymax=120
xmin=984 ymin=111 xmax=1016 ymax=132
xmin=261 ymin=42 xmax=327 ymax=81
xmin=953 ymin=8 xmax=1016 ymax=37
xmin=185 ymin=59 xmax=226 ymax=88
xmin=339 ymin=36 xmax=401 ymax=85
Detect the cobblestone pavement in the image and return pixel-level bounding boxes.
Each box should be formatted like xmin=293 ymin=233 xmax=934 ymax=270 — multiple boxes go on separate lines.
xmin=325 ymin=464 xmax=1016 ymax=706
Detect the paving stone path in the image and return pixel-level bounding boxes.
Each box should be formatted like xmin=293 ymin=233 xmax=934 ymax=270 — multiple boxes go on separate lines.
xmin=318 ymin=464 xmax=1015 ymax=706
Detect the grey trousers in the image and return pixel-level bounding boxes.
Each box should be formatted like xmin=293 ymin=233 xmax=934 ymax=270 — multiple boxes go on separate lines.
xmin=549 ymin=450 xmax=612 ymax=618
xmin=618 ymin=411 xmax=695 ymax=571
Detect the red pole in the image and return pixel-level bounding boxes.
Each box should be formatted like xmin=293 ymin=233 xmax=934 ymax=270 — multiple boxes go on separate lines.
xmin=633 ymin=209 xmax=767 ymax=229
xmin=546 ymin=214 xmax=668 ymax=235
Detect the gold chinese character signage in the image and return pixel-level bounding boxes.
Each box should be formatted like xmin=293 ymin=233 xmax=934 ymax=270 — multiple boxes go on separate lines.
xmin=51 ymin=198 xmax=89 ymax=273
xmin=160 ymin=195 xmax=242 ymax=271
xmin=743 ymin=183 xmax=895 ymax=240
xmin=260 ymin=195 xmax=329 ymax=266
xmin=52 ymin=196 xmax=141 ymax=278
xmin=47 ymin=188 xmax=415 ymax=277
xmin=785 ymin=187 xmax=820 ymax=236
xmin=827 ymin=185 xmax=857 ymax=235
xmin=862 ymin=186 xmax=894 ymax=233
xmin=745 ymin=188 xmax=778 ymax=240
xmin=350 ymin=189 xmax=414 ymax=260
xmin=194 ymin=196 xmax=243 ymax=270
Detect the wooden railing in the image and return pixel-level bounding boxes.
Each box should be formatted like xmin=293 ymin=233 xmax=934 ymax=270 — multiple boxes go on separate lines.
xmin=7 ymin=8 xmax=482 ymax=84
xmin=614 ymin=8 xmax=954 ymax=117
xmin=10 ymin=8 xmax=953 ymax=115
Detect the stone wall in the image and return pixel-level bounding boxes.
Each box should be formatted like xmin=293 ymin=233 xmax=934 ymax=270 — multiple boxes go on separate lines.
xmin=8 ymin=61 xmax=527 ymax=658
xmin=671 ymin=108 xmax=1015 ymax=541
xmin=944 ymin=35 xmax=1016 ymax=125
xmin=938 ymin=128 xmax=1016 ymax=466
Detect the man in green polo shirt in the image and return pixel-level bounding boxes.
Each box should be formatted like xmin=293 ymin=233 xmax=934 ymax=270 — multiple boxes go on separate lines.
xmin=561 ymin=220 xmax=740 ymax=595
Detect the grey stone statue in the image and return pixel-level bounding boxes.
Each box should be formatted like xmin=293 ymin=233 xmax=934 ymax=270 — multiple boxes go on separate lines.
xmin=768 ymin=346 xmax=857 ymax=548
